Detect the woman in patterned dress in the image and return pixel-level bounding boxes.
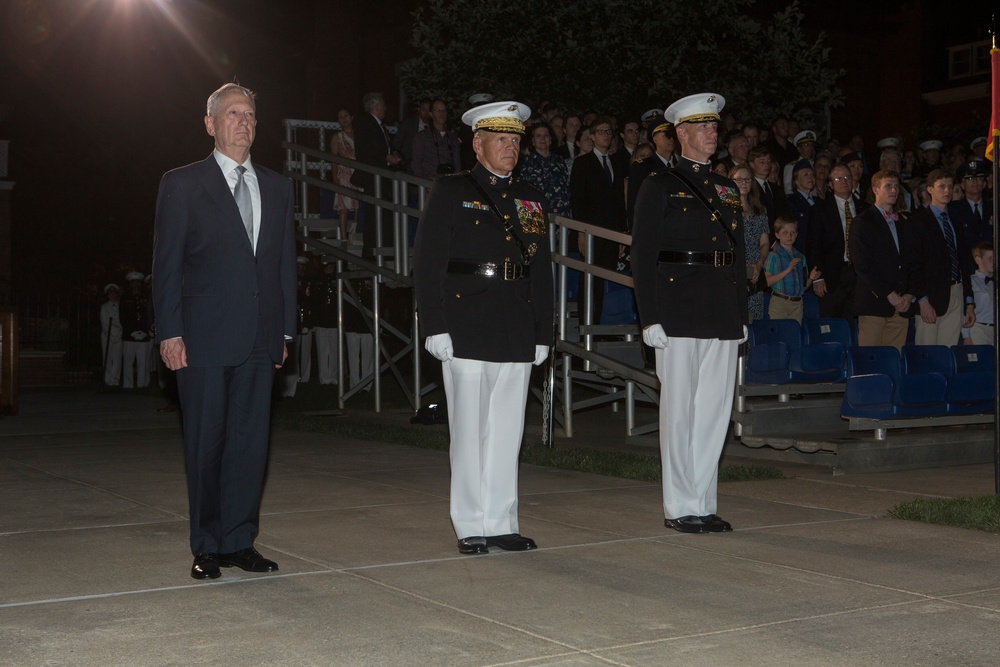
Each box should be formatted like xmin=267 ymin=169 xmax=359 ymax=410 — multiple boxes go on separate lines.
xmin=730 ymin=164 xmax=770 ymax=321
xmin=329 ymin=108 xmax=362 ymax=242
xmin=517 ymin=122 xmax=571 ymax=216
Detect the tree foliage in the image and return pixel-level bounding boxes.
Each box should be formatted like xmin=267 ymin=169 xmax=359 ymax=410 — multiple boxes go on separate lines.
xmin=401 ymin=0 xmax=843 ymax=125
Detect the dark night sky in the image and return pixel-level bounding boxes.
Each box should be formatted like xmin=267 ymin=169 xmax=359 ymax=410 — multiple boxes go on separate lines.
xmin=1 ymin=0 xmax=314 ymax=294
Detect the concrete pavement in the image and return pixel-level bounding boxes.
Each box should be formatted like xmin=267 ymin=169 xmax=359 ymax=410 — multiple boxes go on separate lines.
xmin=1 ymin=390 xmax=999 ymax=666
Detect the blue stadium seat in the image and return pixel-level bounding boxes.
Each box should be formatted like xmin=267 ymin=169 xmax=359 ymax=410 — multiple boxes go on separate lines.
xmin=954 ymin=345 xmax=994 ymax=374
xmin=842 ymin=346 xmax=947 ymax=419
xmin=946 ymin=346 xmax=995 ymax=415
xmin=747 ymin=319 xmax=846 ymax=384
xmin=804 ymin=318 xmax=852 ymax=349
xmin=802 ymin=293 xmax=820 ymax=321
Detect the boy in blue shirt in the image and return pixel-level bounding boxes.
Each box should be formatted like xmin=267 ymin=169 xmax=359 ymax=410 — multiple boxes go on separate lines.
xmin=765 ymin=215 xmax=821 ymax=323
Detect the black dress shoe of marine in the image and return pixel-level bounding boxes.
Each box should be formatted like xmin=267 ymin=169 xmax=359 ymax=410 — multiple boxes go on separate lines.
xmin=191 ymin=553 xmax=221 ymax=580
xmin=458 ymin=537 xmax=489 ymax=555
xmin=485 ymin=533 xmax=538 ymax=551
xmin=700 ymin=514 xmax=733 ymax=532
xmin=664 ymin=515 xmax=710 ymax=534
xmin=218 ymin=547 xmax=279 ymax=572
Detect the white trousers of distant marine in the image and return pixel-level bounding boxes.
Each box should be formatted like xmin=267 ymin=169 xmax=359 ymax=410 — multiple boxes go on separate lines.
xmin=442 ymin=357 xmax=530 ymax=539
xmin=655 ymin=337 xmax=739 ymax=519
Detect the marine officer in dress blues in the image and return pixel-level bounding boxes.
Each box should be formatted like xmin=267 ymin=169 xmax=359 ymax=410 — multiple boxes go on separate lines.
xmin=632 ymin=92 xmax=748 ymax=535
xmin=413 ymin=101 xmax=553 ymax=555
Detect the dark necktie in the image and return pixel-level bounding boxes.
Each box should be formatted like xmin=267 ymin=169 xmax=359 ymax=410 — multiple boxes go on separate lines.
xmin=985 ymin=276 xmax=993 ymax=285
xmin=602 ymin=154 xmax=613 ymax=186
xmin=844 ymin=200 xmax=853 ymax=261
xmin=941 ymin=210 xmax=959 ymax=281
xmin=973 ymin=201 xmax=983 ymax=223
xmin=234 ymin=165 xmax=254 ymax=247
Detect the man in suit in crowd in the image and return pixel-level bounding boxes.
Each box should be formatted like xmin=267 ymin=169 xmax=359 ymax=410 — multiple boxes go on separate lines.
xmin=626 ymin=112 xmax=676 ymax=231
xmin=393 ymin=97 xmax=431 ymax=168
xmin=808 ymin=163 xmax=862 ymax=319
xmin=786 ymin=159 xmax=817 ymax=255
xmin=632 ymin=92 xmax=747 ymax=535
xmin=351 ymin=92 xmax=403 ymax=256
xmin=763 ymin=115 xmax=798 ymax=168
xmin=722 ymin=130 xmax=749 ymax=172
xmin=413 ymin=101 xmax=552 ymax=555
xmin=611 ymin=118 xmax=641 ymax=176
xmin=153 ymin=82 xmax=297 ymax=580
xmin=570 ymin=116 xmax=627 ymax=324
xmin=781 ymin=130 xmax=816 ymax=195
xmin=742 ymin=122 xmax=760 ymax=149
xmin=748 ymin=145 xmax=787 ymax=225
xmin=949 ymin=158 xmax=993 ymax=258
xmin=911 ymin=169 xmax=976 ymax=345
xmin=848 ymin=170 xmax=917 ymax=349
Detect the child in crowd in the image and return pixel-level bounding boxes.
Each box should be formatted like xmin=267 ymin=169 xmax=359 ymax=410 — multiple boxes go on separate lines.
xmin=764 ymin=215 xmax=821 ymax=324
xmin=962 ymin=241 xmax=995 ymax=346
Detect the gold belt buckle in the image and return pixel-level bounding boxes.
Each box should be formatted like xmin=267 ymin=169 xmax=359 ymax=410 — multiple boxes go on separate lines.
xmin=713 ymin=251 xmax=725 ymax=267
xmin=503 ymin=260 xmax=522 ymax=280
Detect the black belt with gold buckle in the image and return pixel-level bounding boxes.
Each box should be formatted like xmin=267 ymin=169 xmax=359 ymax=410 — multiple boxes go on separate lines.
xmin=658 ymin=250 xmax=734 ymax=267
xmin=770 ymin=292 xmax=802 ymax=302
xmin=447 ymin=260 xmax=529 ymax=280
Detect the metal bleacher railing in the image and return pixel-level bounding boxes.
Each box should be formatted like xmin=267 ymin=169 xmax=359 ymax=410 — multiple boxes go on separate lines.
xmin=281 ymin=118 xmax=659 ymax=444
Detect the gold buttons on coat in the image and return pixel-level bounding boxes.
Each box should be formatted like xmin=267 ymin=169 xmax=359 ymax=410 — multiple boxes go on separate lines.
xmin=502 ymin=193 xmax=508 ymax=199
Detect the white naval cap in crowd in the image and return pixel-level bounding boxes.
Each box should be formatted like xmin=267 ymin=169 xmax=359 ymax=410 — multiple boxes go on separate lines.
xmin=876 ymin=136 xmax=900 ymax=149
xmin=664 ymin=93 xmax=725 ymax=125
xmin=125 ymin=271 xmax=144 ymax=282
xmin=919 ymin=139 xmax=942 ymax=152
xmin=793 ymin=130 xmax=816 ymax=146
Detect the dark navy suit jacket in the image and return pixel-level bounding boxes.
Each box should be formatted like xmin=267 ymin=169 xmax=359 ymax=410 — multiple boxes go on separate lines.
xmin=153 ymin=154 xmax=297 ymax=367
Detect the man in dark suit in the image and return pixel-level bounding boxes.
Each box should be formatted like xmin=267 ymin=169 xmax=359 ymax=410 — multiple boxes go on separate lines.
xmin=392 ymin=97 xmax=431 ymax=168
xmin=807 ymin=163 xmax=863 ymax=319
xmin=632 ymin=92 xmax=747 ymax=535
xmin=911 ymin=169 xmax=976 ymax=346
xmin=748 ymin=145 xmax=787 ymax=226
xmin=413 ymin=101 xmax=552 ymax=556
xmin=848 ymin=170 xmax=917 ymax=349
xmin=786 ymin=160 xmax=816 ymax=254
xmin=626 ymin=113 xmax=676 ymax=231
xmin=570 ymin=116 xmax=627 ymax=324
xmin=949 ymin=158 xmax=993 ymax=260
xmin=350 ymin=92 xmax=403 ymax=255
xmin=153 ymin=83 xmax=297 ymax=580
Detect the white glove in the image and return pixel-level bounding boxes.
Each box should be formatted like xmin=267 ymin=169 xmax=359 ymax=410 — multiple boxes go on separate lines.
xmin=642 ymin=324 xmax=668 ymax=349
xmin=533 ymin=345 xmax=550 ymax=366
xmin=425 ymin=333 xmax=454 ymax=362
xmin=739 ymin=325 xmax=749 ymax=344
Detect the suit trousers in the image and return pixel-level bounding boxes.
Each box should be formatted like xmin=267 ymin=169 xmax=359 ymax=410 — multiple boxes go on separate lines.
xmin=858 ymin=314 xmax=908 ymax=350
xmin=656 ymin=337 xmax=739 ymax=519
xmin=176 ymin=323 xmax=275 ymax=555
xmin=817 ymin=265 xmax=856 ymax=320
xmin=915 ymin=283 xmax=964 ymax=346
xmin=442 ymin=357 xmax=530 ymax=539
xmin=969 ymin=322 xmax=995 ymax=346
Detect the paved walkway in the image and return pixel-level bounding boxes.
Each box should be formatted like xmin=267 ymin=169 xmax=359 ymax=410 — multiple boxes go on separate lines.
xmin=1 ymin=390 xmax=998 ymax=666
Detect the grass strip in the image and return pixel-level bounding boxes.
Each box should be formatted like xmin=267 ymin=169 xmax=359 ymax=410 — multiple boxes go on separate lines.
xmin=887 ymin=495 xmax=1000 ymax=533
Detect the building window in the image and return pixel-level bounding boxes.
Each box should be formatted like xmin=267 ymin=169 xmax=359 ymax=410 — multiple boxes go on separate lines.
xmin=949 ymin=40 xmax=991 ymax=80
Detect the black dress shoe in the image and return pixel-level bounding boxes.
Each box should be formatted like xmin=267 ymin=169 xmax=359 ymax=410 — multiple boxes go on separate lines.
xmin=191 ymin=553 xmax=221 ymax=580
xmin=218 ymin=547 xmax=279 ymax=572
xmin=700 ymin=514 xmax=733 ymax=532
xmin=485 ymin=533 xmax=537 ymax=551
xmin=664 ymin=516 xmax=710 ymax=534
xmin=458 ymin=537 xmax=489 ymax=555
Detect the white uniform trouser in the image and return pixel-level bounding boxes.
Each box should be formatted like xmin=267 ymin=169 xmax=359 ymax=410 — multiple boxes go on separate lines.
xmin=122 ymin=341 xmax=151 ymax=388
xmin=101 ymin=335 xmax=122 ymax=386
xmin=655 ymin=337 xmax=739 ymax=519
xmin=297 ymin=330 xmax=314 ymax=383
xmin=313 ymin=327 xmax=338 ymax=385
xmin=345 ymin=332 xmax=374 ymax=390
xmin=969 ymin=322 xmax=995 ymax=346
xmin=442 ymin=357 xmax=531 ymax=539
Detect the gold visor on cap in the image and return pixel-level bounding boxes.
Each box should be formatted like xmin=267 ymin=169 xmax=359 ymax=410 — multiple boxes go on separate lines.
xmin=474 ymin=116 xmax=526 ymax=134
xmin=676 ymin=112 xmax=721 ymax=125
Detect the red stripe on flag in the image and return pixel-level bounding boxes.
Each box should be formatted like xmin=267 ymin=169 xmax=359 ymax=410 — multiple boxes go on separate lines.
xmin=987 ymin=48 xmax=1000 ymax=162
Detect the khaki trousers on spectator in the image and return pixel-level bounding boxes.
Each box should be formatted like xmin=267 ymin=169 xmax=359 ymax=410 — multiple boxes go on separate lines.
xmin=768 ymin=294 xmax=803 ymax=324
xmin=858 ymin=313 xmax=908 ymax=350
xmin=915 ymin=283 xmax=964 ymax=346
xmin=969 ymin=322 xmax=995 ymax=346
